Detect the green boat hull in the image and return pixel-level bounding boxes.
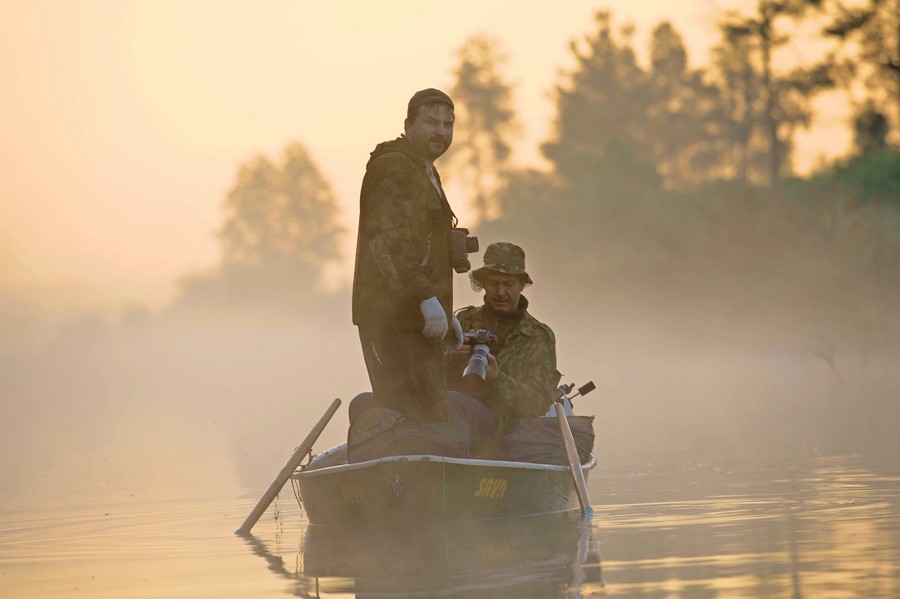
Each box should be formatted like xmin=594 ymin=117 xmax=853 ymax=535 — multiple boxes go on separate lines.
xmin=292 ymin=445 xmax=596 ymax=527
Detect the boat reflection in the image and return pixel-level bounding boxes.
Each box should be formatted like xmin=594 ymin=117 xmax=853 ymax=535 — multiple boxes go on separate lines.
xmin=246 ymin=511 xmax=605 ymax=598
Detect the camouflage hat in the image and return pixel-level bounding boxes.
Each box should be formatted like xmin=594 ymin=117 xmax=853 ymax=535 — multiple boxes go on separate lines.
xmin=471 ymin=242 xmax=533 ymax=285
xmin=407 ymin=88 xmax=454 ymax=120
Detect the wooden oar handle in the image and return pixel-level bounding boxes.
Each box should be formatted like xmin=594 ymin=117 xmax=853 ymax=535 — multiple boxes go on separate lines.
xmin=235 ymin=397 xmax=342 ymax=536
xmin=556 ymin=403 xmax=594 ymax=517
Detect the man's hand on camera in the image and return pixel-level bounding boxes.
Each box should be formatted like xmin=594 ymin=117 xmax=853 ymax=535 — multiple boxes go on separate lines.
xmin=447 ymin=346 xmax=500 ymax=383
xmin=420 ymin=296 xmax=448 ymax=338
xmin=485 ymin=353 xmax=499 ymax=383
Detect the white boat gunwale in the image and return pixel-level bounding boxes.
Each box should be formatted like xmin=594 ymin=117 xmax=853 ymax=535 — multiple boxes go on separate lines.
xmin=293 ymin=450 xmax=597 ymax=479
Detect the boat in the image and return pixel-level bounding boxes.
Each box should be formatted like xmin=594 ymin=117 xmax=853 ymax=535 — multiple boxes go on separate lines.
xmin=289 ymin=382 xmax=597 ymax=527
xmin=290 ymin=443 xmax=596 ymax=527
xmin=236 ymin=382 xmax=596 ymax=535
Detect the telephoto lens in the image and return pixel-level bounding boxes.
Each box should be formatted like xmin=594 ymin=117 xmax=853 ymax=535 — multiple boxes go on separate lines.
xmin=463 ymin=343 xmax=490 ymax=381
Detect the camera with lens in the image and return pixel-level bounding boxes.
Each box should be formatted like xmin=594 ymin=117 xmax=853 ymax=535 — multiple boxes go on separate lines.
xmin=449 ymin=227 xmax=479 ymax=273
xmin=462 ymin=328 xmax=497 ymax=382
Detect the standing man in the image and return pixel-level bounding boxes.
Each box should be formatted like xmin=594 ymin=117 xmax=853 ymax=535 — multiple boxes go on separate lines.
xmin=352 ymin=88 xmax=465 ymax=423
xmin=447 ymin=242 xmax=561 ymax=434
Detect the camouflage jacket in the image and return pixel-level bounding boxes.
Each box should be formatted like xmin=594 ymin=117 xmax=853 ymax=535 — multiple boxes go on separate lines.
xmin=453 ymin=298 xmax=561 ymax=429
xmin=352 ymin=137 xmax=456 ymax=329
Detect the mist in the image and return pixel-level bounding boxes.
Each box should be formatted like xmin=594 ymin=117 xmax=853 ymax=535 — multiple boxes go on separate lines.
xmin=0 ymin=297 xmax=369 ymax=510
xmin=2 ymin=0 xmax=898 ymax=516
xmin=504 ymin=203 xmax=900 ymax=477
xmin=2 ymin=234 xmax=897 ymax=514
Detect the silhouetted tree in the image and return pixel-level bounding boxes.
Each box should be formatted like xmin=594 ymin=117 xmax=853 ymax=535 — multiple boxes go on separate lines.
xmin=478 ymin=168 xmax=563 ymax=260
xmin=175 ymin=143 xmax=344 ymax=312
xmin=853 ymin=103 xmax=890 ymax=155
xmin=447 ymin=33 xmax=520 ymax=222
xmin=219 ymin=143 xmax=343 ymax=271
xmin=823 ymin=0 xmax=900 ymax=141
xmin=711 ymin=26 xmax=765 ymax=183
xmin=716 ymin=0 xmax=833 ymax=189
xmin=645 ymin=22 xmax=731 ymax=187
xmin=543 ymin=10 xmax=653 ymax=191
xmin=510 ymin=11 xmax=695 ymax=288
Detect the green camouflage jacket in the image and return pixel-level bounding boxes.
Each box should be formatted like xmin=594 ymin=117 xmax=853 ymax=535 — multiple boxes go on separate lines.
xmin=352 ymin=137 xmax=456 ymax=329
xmin=453 ymin=299 xmax=561 ymax=429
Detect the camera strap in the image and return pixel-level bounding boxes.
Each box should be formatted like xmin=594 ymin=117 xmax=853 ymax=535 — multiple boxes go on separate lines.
xmin=426 ymin=163 xmax=458 ymax=227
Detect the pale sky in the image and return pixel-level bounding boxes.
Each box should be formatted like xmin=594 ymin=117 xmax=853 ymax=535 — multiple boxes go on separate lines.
xmin=0 ymin=0 xmax=849 ymax=320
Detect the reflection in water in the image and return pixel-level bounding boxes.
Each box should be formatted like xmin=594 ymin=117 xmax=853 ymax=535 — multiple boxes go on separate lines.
xmin=4 ymin=455 xmax=895 ymax=597
xmin=595 ymin=456 xmax=900 ymax=598
xmin=244 ymin=512 xmax=604 ymax=598
xmin=238 ymin=455 xmax=900 ymax=598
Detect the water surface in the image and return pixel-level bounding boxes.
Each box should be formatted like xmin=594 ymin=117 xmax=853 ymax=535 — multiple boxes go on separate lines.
xmin=1 ymin=454 xmax=898 ymax=597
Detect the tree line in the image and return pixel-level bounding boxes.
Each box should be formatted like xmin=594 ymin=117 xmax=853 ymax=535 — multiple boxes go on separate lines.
xmin=171 ymin=2 xmax=899 ymax=350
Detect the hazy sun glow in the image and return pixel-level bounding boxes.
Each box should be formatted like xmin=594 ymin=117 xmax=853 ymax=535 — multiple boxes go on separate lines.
xmin=0 ymin=0 xmax=847 ymax=319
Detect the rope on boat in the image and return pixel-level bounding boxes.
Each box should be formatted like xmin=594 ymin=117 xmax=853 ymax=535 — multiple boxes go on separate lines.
xmin=289 ymin=447 xmax=315 ymax=513
xmin=290 ymin=476 xmax=304 ymax=513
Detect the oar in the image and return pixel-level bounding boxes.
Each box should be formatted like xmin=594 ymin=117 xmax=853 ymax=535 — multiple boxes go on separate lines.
xmin=235 ymin=397 xmax=342 ymax=536
xmin=555 ymin=401 xmax=594 ymax=517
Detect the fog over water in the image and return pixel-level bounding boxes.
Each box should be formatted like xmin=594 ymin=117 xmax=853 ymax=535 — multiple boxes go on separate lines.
xmin=2 ymin=227 xmax=899 ymax=598
xmin=1 ymin=299 xmax=363 ymax=509
xmin=2 ymin=267 xmax=897 ymax=512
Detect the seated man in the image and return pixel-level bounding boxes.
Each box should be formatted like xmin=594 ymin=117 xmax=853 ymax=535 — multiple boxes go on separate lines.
xmin=446 ymin=242 xmax=561 ymax=438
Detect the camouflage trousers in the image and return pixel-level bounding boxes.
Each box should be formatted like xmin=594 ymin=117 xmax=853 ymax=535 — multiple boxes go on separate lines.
xmin=357 ymin=325 xmax=450 ymax=423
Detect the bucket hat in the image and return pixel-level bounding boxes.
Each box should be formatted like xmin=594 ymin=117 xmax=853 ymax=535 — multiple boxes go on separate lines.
xmin=471 ymin=242 xmax=533 ymax=285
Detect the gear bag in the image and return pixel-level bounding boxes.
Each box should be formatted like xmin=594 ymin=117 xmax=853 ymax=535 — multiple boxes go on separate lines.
xmin=496 ymin=415 xmax=595 ymax=465
xmin=347 ymin=406 xmax=470 ymax=463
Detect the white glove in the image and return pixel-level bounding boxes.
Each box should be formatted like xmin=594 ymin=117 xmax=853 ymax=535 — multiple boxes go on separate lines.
xmin=420 ymin=297 xmax=448 ymax=339
xmin=448 ymin=315 xmax=464 ymax=350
